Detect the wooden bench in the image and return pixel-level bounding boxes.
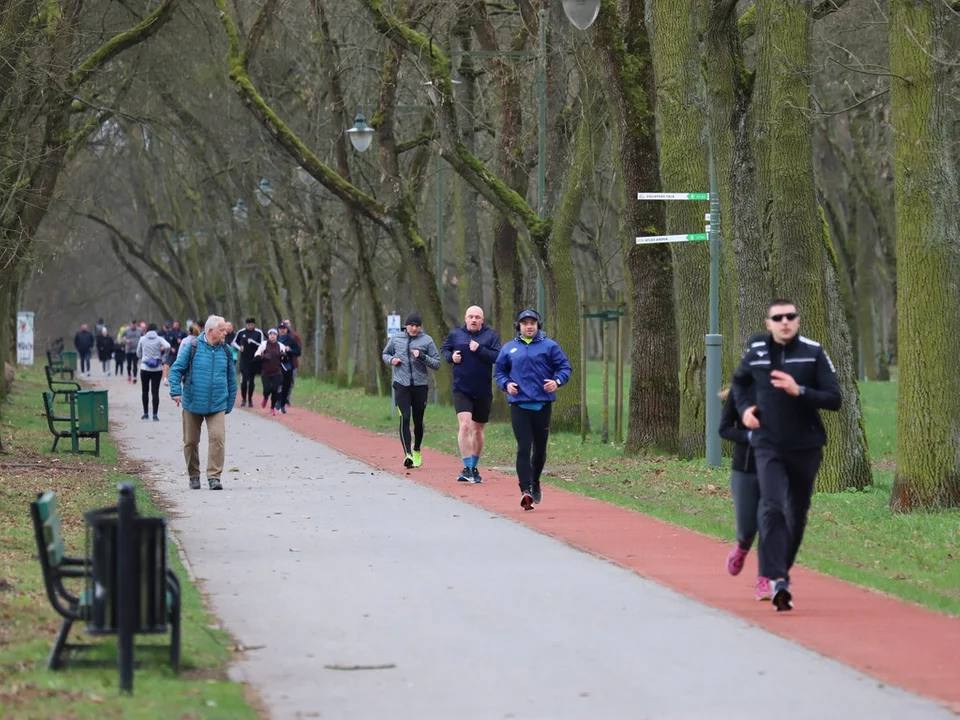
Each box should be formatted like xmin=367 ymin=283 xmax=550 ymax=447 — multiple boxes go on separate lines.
xmin=42 ymin=391 xmax=101 ymax=456
xmin=29 ymin=491 xmax=181 ymax=673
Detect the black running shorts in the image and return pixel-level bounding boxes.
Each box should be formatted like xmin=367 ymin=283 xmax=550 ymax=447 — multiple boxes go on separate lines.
xmin=453 ymin=392 xmax=492 ymax=424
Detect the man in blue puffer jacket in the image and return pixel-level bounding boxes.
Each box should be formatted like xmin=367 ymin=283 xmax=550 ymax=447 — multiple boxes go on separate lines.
xmin=168 ymin=315 xmax=237 ymax=491
xmin=441 ymin=305 xmax=502 ymax=484
xmin=495 ymin=309 xmax=572 ymax=511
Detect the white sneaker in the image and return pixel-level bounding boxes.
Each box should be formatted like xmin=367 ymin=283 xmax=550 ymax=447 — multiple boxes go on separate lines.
xmin=163 ymin=380 xmax=169 ymax=386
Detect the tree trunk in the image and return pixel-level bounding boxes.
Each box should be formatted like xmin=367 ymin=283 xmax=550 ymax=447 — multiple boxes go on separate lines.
xmin=596 ymin=0 xmax=679 ymax=454
xmin=649 ymin=0 xmax=710 ymax=457
xmin=889 ymin=0 xmax=960 ymax=510
xmin=755 ymin=0 xmax=871 ymax=492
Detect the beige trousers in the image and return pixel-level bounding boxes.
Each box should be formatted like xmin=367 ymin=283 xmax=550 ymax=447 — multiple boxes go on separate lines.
xmin=182 ymin=410 xmax=225 ymax=480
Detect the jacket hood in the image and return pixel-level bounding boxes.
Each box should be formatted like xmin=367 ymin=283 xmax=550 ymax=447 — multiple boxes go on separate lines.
xmin=145 ymin=330 xmax=158 ymax=339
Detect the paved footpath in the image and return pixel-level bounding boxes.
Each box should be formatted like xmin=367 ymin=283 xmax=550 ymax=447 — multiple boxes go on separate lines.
xmin=96 ymin=374 xmax=958 ymax=720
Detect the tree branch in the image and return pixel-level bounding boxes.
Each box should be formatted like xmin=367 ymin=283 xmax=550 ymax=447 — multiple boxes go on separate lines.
xmin=812 ymin=0 xmax=852 ymax=21
xmin=213 ymin=0 xmax=389 ymax=229
xmin=69 ymin=0 xmax=179 ymax=89
xmin=242 ymin=0 xmax=280 ymax=68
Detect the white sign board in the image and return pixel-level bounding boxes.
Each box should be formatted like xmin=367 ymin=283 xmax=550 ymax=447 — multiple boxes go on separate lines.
xmin=17 ymin=311 xmax=35 ymax=365
xmin=387 ymin=314 xmax=402 ymax=337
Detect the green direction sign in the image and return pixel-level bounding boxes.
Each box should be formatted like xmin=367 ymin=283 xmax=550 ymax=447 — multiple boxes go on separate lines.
xmin=637 ymin=192 xmax=709 ymax=201
xmin=635 ymin=233 xmax=708 ymax=245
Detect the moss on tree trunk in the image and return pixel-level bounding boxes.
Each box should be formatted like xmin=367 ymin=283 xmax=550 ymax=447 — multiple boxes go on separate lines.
xmin=889 ymin=0 xmax=960 ymax=510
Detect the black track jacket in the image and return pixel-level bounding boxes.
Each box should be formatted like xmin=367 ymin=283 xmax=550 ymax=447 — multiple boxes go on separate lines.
xmin=731 ymin=333 xmax=842 ymax=451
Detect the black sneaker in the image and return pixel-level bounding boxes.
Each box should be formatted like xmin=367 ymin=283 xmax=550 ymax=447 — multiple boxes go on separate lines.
xmin=471 ymin=467 xmax=483 ymax=484
xmin=772 ymin=580 xmax=793 ymax=611
xmin=208 ymin=478 xmax=223 ymax=491
xmin=189 ymin=477 xmax=201 ymax=490
xmin=457 ymin=467 xmax=472 ymax=482
xmin=532 ymin=484 xmax=542 ymax=504
xmin=520 ymin=492 xmax=534 ymax=511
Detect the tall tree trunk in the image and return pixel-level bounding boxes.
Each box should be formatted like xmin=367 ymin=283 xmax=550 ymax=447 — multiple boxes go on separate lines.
xmin=597 ymin=0 xmax=679 ymax=453
xmin=649 ymin=0 xmax=710 ymax=457
xmin=755 ymin=0 xmax=871 ymax=492
xmin=889 ymin=0 xmax=960 ymax=510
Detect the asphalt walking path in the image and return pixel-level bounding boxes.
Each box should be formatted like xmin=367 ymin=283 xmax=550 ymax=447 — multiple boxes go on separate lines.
xmin=93 ymin=372 xmax=958 ymax=720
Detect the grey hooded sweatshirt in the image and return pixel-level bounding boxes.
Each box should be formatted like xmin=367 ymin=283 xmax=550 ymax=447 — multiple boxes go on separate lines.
xmin=136 ymin=330 xmax=171 ymax=372
xmin=382 ymin=331 xmax=441 ymax=387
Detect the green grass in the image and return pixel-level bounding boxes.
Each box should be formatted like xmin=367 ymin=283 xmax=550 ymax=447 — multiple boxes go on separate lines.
xmin=292 ymin=367 xmax=960 ymax=616
xmin=0 ymin=370 xmax=260 ymax=719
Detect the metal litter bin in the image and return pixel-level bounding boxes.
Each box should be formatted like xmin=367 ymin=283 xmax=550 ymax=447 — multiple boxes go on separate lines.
xmin=60 ymin=350 xmax=78 ymax=372
xmin=75 ymin=390 xmax=109 ymax=433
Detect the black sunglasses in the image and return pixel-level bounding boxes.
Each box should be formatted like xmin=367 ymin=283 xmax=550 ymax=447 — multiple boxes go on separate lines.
xmin=769 ymin=312 xmax=799 ymax=322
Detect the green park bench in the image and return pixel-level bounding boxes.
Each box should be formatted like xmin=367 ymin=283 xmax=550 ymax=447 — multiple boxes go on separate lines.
xmin=42 ymin=391 xmax=104 ymax=456
xmin=29 ymin=488 xmax=181 ymax=680
xmin=45 ymin=365 xmax=80 ymax=402
xmin=46 ymin=350 xmax=75 ymax=379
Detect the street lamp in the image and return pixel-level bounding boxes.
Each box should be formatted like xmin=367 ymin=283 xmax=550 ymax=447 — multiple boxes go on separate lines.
xmin=347 ymin=111 xmax=375 ymax=153
xmin=421 ymin=79 xmax=462 ymax=107
xmin=255 ymin=178 xmax=274 ymax=207
xmin=561 ymin=0 xmax=601 ymax=30
xmin=231 ymin=199 xmax=248 ymax=223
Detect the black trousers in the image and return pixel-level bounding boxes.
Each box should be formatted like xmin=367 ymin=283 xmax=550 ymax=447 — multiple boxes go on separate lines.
xmin=510 ymin=403 xmax=552 ymax=494
xmin=140 ymin=370 xmax=162 ymax=414
xmin=394 ymin=383 xmax=428 ymax=455
xmin=279 ymin=368 xmax=294 ymax=408
xmin=79 ymin=351 xmax=91 ymax=373
xmin=239 ymin=358 xmax=258 ymax=401
xmin=125 ymin=352 xmax=138 ymax=377
xmin=263 ymin=373 xmax=283 ymax=408
xmin=114 ymin=355 xmax=124 ymax=374
xmin=754 ymin=446 xmax=823 ymax=583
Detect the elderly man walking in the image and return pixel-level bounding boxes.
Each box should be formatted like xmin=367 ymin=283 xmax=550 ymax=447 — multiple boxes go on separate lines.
xmin=441 ymin=305 xmax=501 ymax=483
xmin=169 ymin=315 xmax=237 ymax=491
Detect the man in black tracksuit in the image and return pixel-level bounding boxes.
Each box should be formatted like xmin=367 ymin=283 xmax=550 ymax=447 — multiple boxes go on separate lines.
xmin=233 ymin=317 xmax=265 ymax=407
xmin=731 ymin=299 xmax=841 ymax=612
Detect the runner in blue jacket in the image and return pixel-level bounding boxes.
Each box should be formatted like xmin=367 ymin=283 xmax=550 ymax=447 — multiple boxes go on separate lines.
xmin=441 ymin=305 xmax=502 ymax=484
xmin=494 ymin=309 xmax=572 ymax=510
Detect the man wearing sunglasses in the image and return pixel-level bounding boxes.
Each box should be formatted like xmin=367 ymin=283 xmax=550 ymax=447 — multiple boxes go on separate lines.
xmin=730 ymin=299 xmax=842 ymax=612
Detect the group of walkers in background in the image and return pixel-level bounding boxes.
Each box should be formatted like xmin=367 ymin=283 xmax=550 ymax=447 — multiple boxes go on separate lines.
xmin=75 ymin=314 xmax=301 ymax=421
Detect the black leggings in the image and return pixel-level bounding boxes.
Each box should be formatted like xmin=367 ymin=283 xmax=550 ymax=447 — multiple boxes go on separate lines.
xmin=114 ymin=355 xmax=124 ymax=374
xmin=510 ymin=403 xmax=552 ymax=494
xmin=140 ymin=370 xmax=162 ymax=415
xmin=263 ymin=373 xmax=283 ymax=409
xmin=394 ymin=383 xmax=428 ymax=455
xmin=239 ymin=358 xmax=258 ymax=402
xmin=279 ymin=369 xmax=294 ymax=408
xmin=125 ymin=352 xmax=138 ymax=377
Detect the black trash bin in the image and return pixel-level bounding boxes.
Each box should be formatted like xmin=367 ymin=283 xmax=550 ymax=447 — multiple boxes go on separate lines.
xmin=83 ymin=505 xmax=171 ymax=635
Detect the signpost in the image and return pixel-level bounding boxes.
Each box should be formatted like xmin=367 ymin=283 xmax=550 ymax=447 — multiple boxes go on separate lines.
xmin=636 ymin=180 xmax=723 ymax=467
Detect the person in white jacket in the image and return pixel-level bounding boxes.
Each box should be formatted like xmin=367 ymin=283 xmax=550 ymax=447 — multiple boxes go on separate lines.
xmin=137 ymin=323 xmax=171 ymax=421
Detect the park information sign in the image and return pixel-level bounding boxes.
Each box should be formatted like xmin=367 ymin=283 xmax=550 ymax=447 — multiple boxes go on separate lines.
xmin=636 ymin=192 xmax=709 ymax=201
xmin=635 ymin=233 xmax=708 ymax=244
xmin=17 ymin=311 xmax=35 ymax=365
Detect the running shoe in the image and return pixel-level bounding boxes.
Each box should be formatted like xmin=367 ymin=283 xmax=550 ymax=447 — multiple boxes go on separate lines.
xmin=457 ymin=466 xmax=472 ymax=482
xmin=404 ymin=454 xmax=414 ymax=469
xmin=208 ymin=478 xmax=223 ymax=491
xmin=189 ymin=477 xmax=201 ymax=490
xmin=261 ymin=396 xmax=268 ymax=408
xmin=755 ymin=576 xmax=772 ymax=601
xmin=141 ymin=413 xmax=148 ymax=420
xmin=270 ymin=408 xmax=277 ymax=416
xmin=412 ymin=451 xmax=422 ymax=468
xmin=520 ymin=492 xmax=534 ymax=511
xmin=472 ymin=467 xmax=483 ymax=484
xmin=727 ymin=546 xmax=748 ymax=576
xmin=152 ymin=414 xmax=159 ymax=422
xmin=772 ymin=580 xmax=793 ymax=611
xmin=531 ymin=484 xmax=542 ymax=504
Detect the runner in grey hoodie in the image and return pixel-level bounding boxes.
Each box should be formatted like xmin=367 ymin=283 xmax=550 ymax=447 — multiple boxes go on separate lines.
xmin=137 ymin=324 xmax=171 ymax=421
xmin=381 ymin=312 xmax=441 ymax=468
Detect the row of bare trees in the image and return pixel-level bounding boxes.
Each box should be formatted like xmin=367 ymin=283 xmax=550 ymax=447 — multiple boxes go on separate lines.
xmin=6 ymin=0 xmax=959 ymax=509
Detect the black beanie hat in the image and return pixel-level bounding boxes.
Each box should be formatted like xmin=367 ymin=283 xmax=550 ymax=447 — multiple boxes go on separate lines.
xmin=405 ymin=312 xmax=422 ymax=326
